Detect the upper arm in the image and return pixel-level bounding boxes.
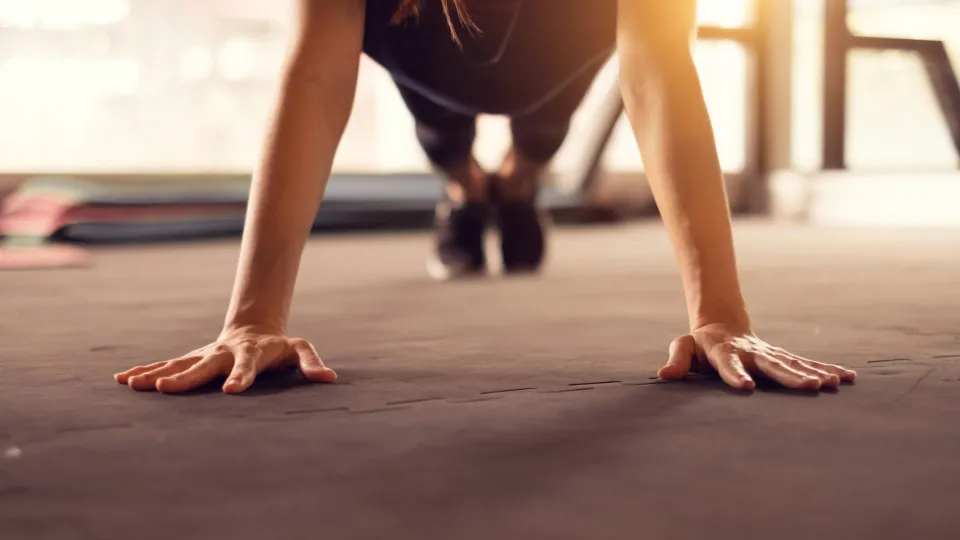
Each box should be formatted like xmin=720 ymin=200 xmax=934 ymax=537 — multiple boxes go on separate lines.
xmin=616 ymin=0 xmax=698 ymax=60
xmin=296 ymin=0 xmax=366 ymax=44
xmin=287 ymin=0 xmax=366 ymax=103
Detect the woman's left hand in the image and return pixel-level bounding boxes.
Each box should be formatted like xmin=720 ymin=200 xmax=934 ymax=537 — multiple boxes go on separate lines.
xmin=658 ymin=323 xmax=857 ymax=391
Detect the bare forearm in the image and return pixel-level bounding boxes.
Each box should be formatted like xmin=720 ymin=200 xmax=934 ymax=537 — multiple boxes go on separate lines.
xmin=224 ymin=1 xmax=363 ymax=333
xmin=224 ymin=74 xmax=350 ymax=332
xmin=619 ymin=52 xmax=749 ymax=330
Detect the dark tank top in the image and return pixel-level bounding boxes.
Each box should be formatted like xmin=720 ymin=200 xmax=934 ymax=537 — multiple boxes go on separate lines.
xmin=361 ymin=0 xmax=618 ymax=116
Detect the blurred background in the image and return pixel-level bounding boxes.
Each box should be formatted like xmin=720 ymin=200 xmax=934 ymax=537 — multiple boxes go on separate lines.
xmin=0 ymin=0 xmax=958 ymax=256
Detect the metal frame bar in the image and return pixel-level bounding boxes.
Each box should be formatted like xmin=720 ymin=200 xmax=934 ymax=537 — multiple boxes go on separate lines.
xmin=822 ymin=0 xmax=960 ymax=169
xmin=573 ymin=8 xmax=769 ymax=213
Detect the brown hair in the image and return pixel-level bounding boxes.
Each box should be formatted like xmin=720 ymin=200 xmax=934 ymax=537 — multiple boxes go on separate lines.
xmin=391 ymin=0 xmax=480 ymax=45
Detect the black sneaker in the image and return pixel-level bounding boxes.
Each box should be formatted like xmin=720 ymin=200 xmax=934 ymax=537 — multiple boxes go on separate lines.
xmin=427 ymin=200 xmax=490 ymax=280
xmin=495 ymin=195 xmax=547 ymax=275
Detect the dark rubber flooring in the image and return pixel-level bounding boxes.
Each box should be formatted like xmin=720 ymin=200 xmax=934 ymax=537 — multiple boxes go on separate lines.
xmin=2 ymin=222 xmax=960 ymax=540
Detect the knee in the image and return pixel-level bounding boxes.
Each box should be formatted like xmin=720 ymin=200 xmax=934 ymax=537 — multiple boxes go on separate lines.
xmin=510 ymin=120 xmax=571 ymax=164
xmin=416 ymin=121 xmax=476 ymax=168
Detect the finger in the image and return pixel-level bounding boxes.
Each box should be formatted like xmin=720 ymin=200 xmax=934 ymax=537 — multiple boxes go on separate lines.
xmin=708 ymin=352 xmax=756 ymax=391
xmin=813 ymin=362 xmax=857 ymax=382
xmin=223 ymin=343 xmax=262 ymax=394
xmin=756 ymin=355 xmax=822 ymax=390
xmin=114 ymin=361 xmax=168 ymax=384
xmin=291 ymin=339 xmax=337 ymax=383
xmin=780 ymin=351 xmax=857 ymax=382
xmin=128 ymin=358 xmax=199 ymax=391
xmin=791 ymin=360 xmax=841 ymax=389
xmin=658 ymin=335 xmax=695 ymax=381
xmin=769 ymin=350 xmax=840 ymax=388
xmin=156 ymin=356 xmax=225 ymax=394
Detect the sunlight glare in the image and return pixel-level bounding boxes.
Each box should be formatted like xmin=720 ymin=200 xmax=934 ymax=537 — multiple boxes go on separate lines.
xmin=696 ymin=0 xmax=752 ymax=28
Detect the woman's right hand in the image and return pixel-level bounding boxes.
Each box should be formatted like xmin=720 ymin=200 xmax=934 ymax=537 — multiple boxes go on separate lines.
xmin=114 ymin=326 xmax=337 ymax=394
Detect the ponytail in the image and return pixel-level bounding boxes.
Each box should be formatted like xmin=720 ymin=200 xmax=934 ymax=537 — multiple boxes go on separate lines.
xmin=391 ymin=0 xmax=480 ymax=46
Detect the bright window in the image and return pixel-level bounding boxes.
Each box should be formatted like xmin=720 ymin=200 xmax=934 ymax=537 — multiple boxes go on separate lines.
xmin=0 ymin=0 xmax=753 ymax=174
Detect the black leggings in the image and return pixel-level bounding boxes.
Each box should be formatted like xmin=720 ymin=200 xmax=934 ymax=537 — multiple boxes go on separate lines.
xmin=393 ymin=58 xmax=607 ymax=169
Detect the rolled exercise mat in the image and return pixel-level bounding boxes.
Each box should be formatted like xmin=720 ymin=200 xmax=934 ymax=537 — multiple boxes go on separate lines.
xmin=12 ymin=175 xmax=252 ymax=206
xmin=0 ymin=240 xmax=92 ymax=270
xmin=0 ymin=192 xmax=246 ymax=241
xmin=0 ymin=175 xmax=250 ymax=241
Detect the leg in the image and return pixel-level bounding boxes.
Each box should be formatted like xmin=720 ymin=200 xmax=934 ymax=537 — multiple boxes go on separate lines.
xmin=494 ymin=61 xmax=607 ymax=272
xmin=498 ymin=61 xmax=604 ymax=199
xmin=497 ymin=118 xmax=571 ymax=200
xmin=394 ymin=84 xmax=491 ymax=279
xmin=397 ymin=84 xmax=489 ymax=203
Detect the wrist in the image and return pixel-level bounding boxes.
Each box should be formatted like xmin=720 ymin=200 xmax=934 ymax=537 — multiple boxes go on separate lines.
xmin=223 ymin=304 xmax=287 ymax=337
xmin=689 ymin=296 xmax=751 ymax=333
xmin=224 ymin=281 xmax=291 ymax=337
xmin=220 ymin=320 xmax=286 ymax=340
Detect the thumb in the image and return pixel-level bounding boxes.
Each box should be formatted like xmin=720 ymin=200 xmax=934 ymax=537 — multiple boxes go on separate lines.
xmin=290 ymin=339 xmax=338 ymax=383
xmin=658 ymin=334 xmax=696 ymax=381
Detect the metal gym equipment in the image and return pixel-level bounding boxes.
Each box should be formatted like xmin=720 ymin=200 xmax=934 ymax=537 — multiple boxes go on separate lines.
xmin=573 ymin=0 xmax=789 ymax=214
xmin=822 ymin=0 xmax=960 ymax=170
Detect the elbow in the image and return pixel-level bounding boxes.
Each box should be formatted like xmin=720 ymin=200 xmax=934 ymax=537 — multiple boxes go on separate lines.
xmin=615 ymin=0 xmax=697 ymax=78
xmin=617 ymin=36 xmax=699 ymax=101
xmin=618 ymin=33 xmax=695 ymax=79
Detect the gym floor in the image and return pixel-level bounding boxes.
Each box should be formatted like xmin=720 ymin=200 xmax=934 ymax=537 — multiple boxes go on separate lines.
xmin=2 ymin=221 xmax=959 ymax=540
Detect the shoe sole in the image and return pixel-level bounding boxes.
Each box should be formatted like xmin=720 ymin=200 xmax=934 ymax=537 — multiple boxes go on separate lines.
xmin=425 ymin=256 xmax=488 ymax=282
